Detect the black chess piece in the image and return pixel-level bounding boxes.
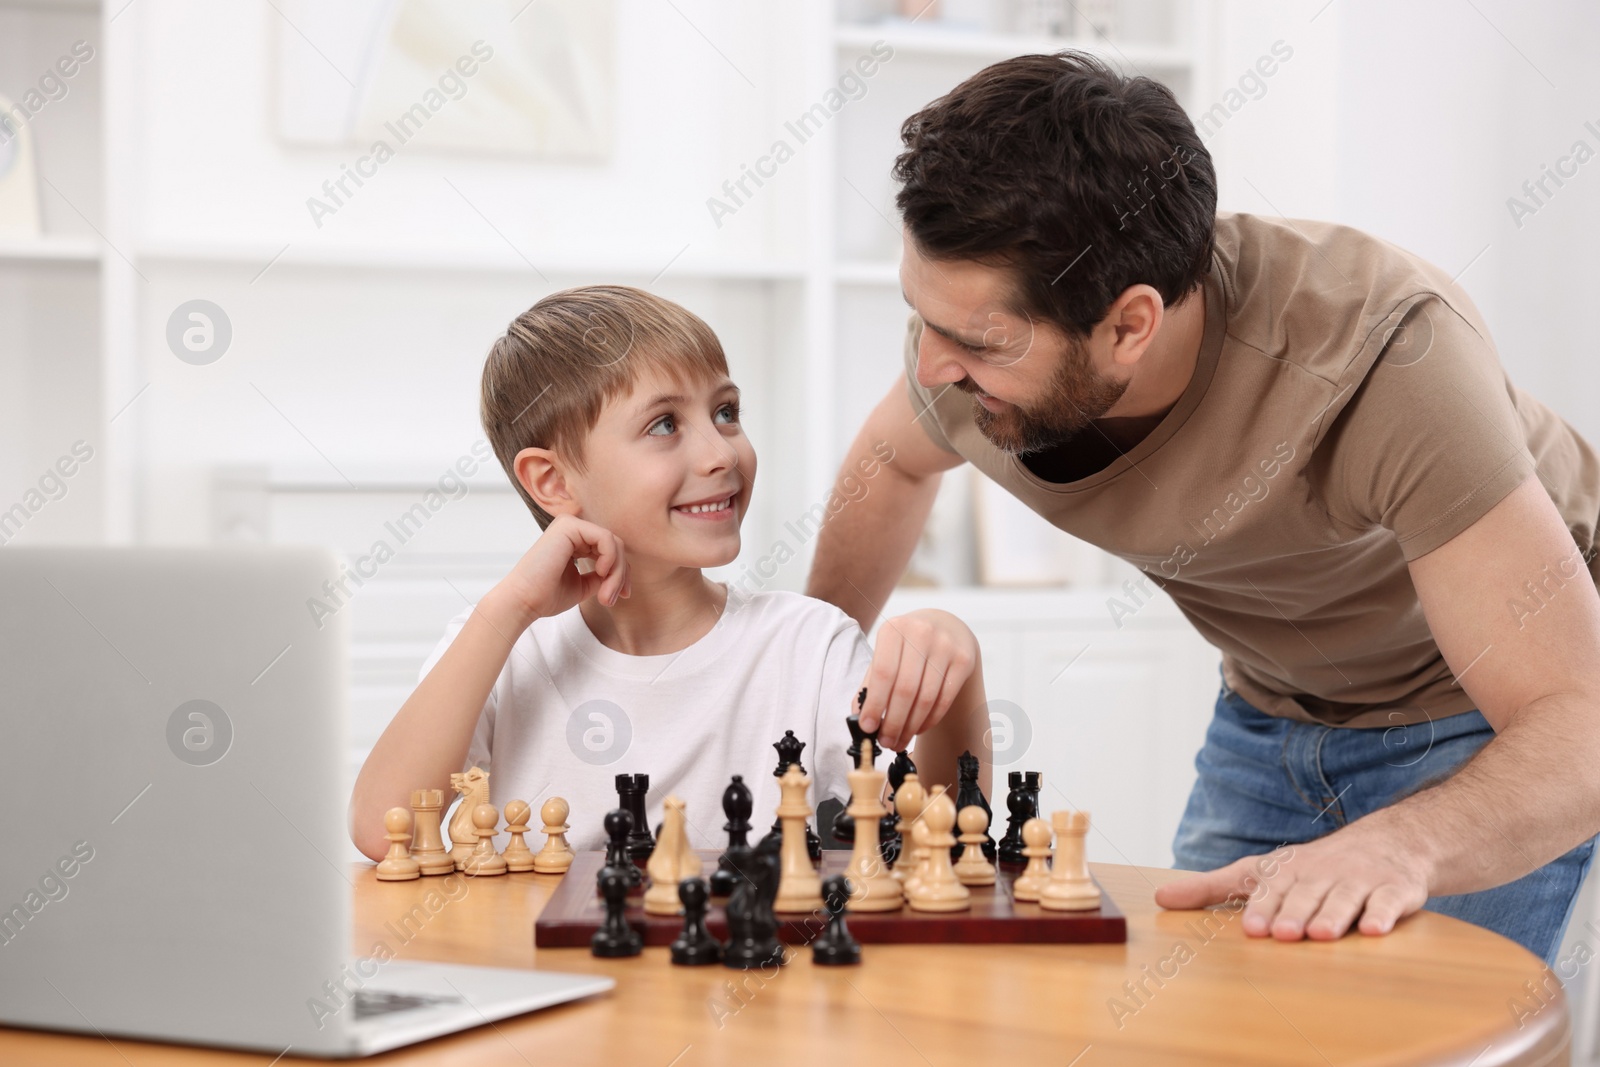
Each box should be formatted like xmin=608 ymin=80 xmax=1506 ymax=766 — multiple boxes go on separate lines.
xmin=591 ymin=865 xmax=643 ymax=957
xmin=710 ymin=775 xmax=754 ymax=897
xmin=772 ymin=730 xmax=807 ymax=776
xmin=879 ymin=748 xmax=917 ymax=868
xmin=877 ymin=809 xmax=901 ymax=869
xmin=615 ymin=773 xmax=655 ymax=862
xmin=670 ymin=878 xmax=722 ymax=966
xmin=888 ymin=748 xmax=917 ymax=794
xmin=997 ymin=771 xmax=1029 ymax=866
xmin=950 ymin=749 xmax=996 ymax=863
xmin=1022 ymin=771 xmax=1043 ymax=832
xmin=811 ymin=874 xmax=862 ymax=966
xmin=769 ymin=731 xmax=821 ymax=861
xmin=604 ymin=808 xmax=642 ymax=888
xmin=723 ymin=837 xmax=784 ymax=970
xmin=832 ymin=693 xmax=881 ymax=845
xmin=751 ymin=834 xmax=785 ymax=961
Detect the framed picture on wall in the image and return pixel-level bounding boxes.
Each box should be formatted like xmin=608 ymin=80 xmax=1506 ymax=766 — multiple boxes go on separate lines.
xmin=275 ymin=0 xmax=614 ymax=161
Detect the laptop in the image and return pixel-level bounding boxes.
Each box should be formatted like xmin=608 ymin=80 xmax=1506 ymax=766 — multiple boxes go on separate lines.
xmin=0 ymin=546 xmax=613 ymax=1058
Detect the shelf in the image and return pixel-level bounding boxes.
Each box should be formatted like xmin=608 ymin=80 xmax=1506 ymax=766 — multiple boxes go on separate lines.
xmin=835 ymin=260 xmax=901 ymax=286
xmin=0 ymin=0 xmax=101 ymax=10
xmin=135 ymin=242 xmax=808 ymax=282
xmin=0 ymin=235 xmax=102 ymax=264
xmin=882 ymin=583 xmax=1188 ymax=625
xmin=836 ymin=23 xmax=1194 ymax=68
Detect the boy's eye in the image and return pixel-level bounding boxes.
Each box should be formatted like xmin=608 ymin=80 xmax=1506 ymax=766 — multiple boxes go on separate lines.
xmin=715 ymin=402 xmax=740 ymax=424
xmin=647 ymin=413 xmax=676 ymax=436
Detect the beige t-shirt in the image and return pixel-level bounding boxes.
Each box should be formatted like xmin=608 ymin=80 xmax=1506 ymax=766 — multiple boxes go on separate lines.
xmin=906 ymin=211 xmax=1600 ymax=727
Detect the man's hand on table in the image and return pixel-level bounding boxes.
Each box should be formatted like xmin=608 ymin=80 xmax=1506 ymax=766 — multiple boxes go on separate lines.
xmin=1153 ymin=820 xmax=1433 ymax=941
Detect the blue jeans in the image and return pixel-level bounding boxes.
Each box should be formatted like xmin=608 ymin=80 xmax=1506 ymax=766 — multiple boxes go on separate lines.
xmin=1173 ymin=679 xmax=1597 ymax=965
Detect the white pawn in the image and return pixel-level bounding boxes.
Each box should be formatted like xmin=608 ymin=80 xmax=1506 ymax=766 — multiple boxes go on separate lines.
xmin=532 ymin=797 xmax=575 ymax=874
xmin=463 ymin=803 xmax=507 ymax=876
xmin=376 ymin=807 xmax=421 ymax=881
xmin=894 ymin=775 xmax=928 ymax=888
xmin=953 ymin=805 xmax=996 ymax=887
xmin=501 ymin=799 xmax=536 ymax=872
xmin=906 ymin=790 xmax=970 ymax=913
xmin=1040 ymin=810 xmax=1100 ymax=911
xmin=1011 ymin=817 xmax=1052 ymax=902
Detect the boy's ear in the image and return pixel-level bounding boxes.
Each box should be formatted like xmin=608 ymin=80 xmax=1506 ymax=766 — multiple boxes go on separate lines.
xmin=513 ymin=447 xmax=580 ymax=518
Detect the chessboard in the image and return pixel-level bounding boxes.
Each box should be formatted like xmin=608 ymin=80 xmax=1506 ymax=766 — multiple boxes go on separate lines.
xmin=534 ymin=850 xmax=1126 ymax=948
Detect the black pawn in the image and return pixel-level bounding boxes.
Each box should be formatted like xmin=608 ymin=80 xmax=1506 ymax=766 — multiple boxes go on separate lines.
xmin=812 ymin=874 xmax=861 ymax=966
xmin=591 ymin=865 xmax=642 ymax=958
xmin=769 ymin=731 xmax=820 ymax=861
xmin=997 ymin=771 xmax=1028 ymax=866
xmin=670 ymin=878 xmax=722 ymax=966
xmin=950 ymin=749 xmax=996 ymax=863
xmin=710 ymin=775 xmax=754 ymax=897
xmin=604 ymin=808 xmax=642 ymax=887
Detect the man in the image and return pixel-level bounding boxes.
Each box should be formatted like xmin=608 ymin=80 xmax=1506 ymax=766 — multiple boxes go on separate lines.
xmin=809 ymin=51 xmax=1600 ymax=965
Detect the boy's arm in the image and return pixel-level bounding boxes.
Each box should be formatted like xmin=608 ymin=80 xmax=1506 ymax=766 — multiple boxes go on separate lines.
xmin=348 ymin=590 xmax=534 ymax=860
xmin=907 ymin=643 xmax=990 ymax=801
xmin=349 ymin=513 xmax=630 ymax=861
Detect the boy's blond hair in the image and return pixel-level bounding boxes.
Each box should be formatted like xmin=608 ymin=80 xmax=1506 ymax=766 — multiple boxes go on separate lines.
xmin=481 ymin=285 xmax=729 ymax=528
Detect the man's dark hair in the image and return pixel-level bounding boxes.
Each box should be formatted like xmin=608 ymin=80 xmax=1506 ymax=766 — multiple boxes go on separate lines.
xmin=893 ymin=51 xmax=1216 ymax=338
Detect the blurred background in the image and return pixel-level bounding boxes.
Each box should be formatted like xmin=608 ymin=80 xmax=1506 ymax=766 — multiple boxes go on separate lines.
xmin=4 ymin=0 xmax=1600 ymax=1042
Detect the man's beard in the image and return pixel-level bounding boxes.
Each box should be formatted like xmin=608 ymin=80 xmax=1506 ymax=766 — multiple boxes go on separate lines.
xmin=962 ymin=339 xmax=1129 ymax=455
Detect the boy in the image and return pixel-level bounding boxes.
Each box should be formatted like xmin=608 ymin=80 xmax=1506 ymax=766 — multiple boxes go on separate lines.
xmin=351 ymin=285 xmax=989 ymax=859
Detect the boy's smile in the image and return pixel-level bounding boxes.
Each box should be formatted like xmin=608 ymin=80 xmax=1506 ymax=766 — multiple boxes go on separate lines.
xmin=671 ymin=492 xmax=737 ymax=519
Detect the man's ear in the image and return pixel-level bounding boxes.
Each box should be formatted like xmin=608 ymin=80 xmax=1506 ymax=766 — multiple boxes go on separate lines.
xmin=1107 ymin=284 xmax=1164 ymax=368
xmin=514 ymin=447 xmax=580 ymax=518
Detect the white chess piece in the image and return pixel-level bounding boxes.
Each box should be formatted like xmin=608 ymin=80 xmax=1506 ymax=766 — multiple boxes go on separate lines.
xmin=1040 ymin=810 xmax=1100 ymax=911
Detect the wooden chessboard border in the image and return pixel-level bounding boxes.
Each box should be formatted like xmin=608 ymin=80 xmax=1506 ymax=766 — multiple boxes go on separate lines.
xmin=534 ymin=850 xmax=1127 ymax=948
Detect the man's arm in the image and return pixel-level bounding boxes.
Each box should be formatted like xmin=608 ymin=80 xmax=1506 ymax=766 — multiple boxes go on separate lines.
xmin=806 ymin=373 xmax=965 ymax=631
xmin=1155 ymin=475 xmax=1600 ymax=939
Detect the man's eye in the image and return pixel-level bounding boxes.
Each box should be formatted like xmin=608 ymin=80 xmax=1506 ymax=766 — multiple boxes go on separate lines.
xmin=647 ymin=414 xmax=676 ymax=436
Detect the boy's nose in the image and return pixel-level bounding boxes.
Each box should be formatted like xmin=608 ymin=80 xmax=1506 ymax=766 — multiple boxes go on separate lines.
xmin=689 ymin=418 xmax=737 ymax=473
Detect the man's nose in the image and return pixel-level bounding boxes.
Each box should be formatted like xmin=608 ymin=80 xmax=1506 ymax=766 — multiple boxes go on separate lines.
xmin=915 ymin=332 xmax=966 ymax=389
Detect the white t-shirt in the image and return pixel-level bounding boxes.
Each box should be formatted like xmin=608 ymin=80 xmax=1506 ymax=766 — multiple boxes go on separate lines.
xmin=417 ymin=584 xmax=874 ymax=853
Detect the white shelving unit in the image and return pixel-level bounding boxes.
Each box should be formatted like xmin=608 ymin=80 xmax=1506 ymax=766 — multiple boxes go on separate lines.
xmin=2 ymin=0 xmax=1221 ymax=871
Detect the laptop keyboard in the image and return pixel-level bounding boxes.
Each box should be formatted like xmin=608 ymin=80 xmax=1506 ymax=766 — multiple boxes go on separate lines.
xmin=352 ymin=989 xmax=460 ymax=1019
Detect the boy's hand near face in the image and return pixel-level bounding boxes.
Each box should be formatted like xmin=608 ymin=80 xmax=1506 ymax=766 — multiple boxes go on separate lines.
xmin=858 ymin=609 xmax=990 ymax=797
xmin=496 ymin=514 xmax=632 ymax=623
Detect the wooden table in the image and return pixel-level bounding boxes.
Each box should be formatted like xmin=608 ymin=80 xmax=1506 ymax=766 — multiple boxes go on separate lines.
xmin=0 ymin=863 xmax=1569 ymax=1066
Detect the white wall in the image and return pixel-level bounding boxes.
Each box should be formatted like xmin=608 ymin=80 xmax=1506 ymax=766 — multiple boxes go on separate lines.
xmin=1211 ymin=0 xmax=1600 ymax=443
